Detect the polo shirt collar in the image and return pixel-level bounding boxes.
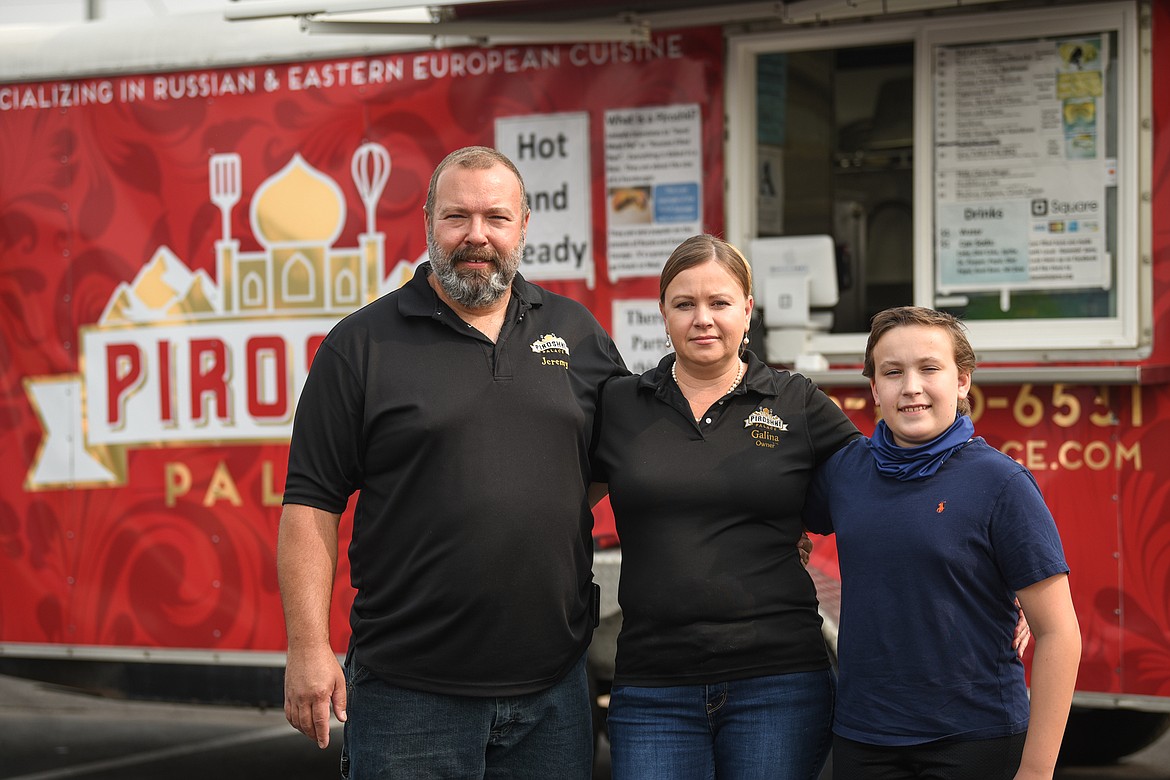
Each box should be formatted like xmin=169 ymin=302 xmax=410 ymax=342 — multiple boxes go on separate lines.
xmin=638 ymin=349 xmax=789 ymax=400
xmin=397 ymin=261 xmax=543 ymax=318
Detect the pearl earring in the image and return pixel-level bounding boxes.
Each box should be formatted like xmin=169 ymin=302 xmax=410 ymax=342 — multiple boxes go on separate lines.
xmin=743 ymin=335 xmax=750 ymax=345
xmin=665 ymin=332 xmax=672 ymax=348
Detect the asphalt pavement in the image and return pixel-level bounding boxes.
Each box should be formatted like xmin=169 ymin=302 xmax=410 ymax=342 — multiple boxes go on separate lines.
xmin=0 ymin=673 xmax=340 ymax=780
xmin=0 ymin=673 xmax=1167 ymax=779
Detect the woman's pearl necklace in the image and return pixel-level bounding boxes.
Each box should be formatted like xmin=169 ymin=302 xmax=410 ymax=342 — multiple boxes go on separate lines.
xmin=672 ymin=359 xmax=745 ymax=397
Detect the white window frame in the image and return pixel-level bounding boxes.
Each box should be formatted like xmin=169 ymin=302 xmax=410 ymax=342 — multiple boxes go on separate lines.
xmin=725 ymin=2 xmax=1148 ymax=368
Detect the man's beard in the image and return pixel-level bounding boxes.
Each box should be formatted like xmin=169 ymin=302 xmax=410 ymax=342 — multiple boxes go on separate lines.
xmin=427 ymin=231 xmax=524 ymax=309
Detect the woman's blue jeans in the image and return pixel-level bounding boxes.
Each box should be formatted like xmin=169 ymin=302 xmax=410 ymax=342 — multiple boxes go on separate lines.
xmin=341 ymin=652 xmax=593 ymax=779
xmin=608 ymin=668 xmax=835 ymax=780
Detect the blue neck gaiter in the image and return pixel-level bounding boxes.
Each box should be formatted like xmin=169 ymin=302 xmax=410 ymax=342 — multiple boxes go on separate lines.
xmin=865 ymin=415 xmax=975 ymax=481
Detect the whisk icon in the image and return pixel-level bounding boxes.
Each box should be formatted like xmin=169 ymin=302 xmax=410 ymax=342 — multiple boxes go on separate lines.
xmin=352 ymin=143 xmax=391 ymax=235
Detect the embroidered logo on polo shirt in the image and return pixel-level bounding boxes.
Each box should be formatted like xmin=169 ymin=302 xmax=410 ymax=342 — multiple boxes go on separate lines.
xmin=531 ymin=333 xmax=570 ymax=369
xmin=743 ymin=407 xmax=788 ymax=449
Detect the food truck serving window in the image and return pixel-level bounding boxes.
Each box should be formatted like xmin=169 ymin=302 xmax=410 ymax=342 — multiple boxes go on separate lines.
xmin=725 ymin=2 xmax=1147 ymax=367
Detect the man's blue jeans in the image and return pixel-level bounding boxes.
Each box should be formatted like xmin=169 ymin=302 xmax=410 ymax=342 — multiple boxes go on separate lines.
xmin=608 ymin=669 xmax=834 ymax=780
xmin=341 ymin=652 xmax=593 ymax=779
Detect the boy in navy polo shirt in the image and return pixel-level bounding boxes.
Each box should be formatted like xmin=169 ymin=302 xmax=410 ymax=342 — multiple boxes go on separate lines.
xmin=804 ymin=306 xmax=1081 ymax=780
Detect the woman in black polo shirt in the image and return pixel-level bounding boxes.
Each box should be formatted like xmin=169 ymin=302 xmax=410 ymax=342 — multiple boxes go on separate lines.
xmin=590 ymin=234 xmax=860 ymax=779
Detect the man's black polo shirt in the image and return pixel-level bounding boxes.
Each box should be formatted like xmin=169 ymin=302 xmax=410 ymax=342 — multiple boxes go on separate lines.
xmin=591 ymin=352 xmax=860 ymax=686
xmin=284 ymin=264 xmax=626 ymax=696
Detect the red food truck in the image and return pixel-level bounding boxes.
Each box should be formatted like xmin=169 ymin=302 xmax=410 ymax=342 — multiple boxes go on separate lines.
xmin=0 ymin=0 xmax=1165 ymax=764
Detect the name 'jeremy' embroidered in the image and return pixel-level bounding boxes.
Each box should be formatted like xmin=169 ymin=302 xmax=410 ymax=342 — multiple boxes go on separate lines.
xmin=531 ymin=333 xmax=570 ymax=369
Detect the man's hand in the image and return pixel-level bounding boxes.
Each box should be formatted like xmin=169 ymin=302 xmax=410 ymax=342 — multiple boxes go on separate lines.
xmin=798 ymin=532 xmax=813 ymax=567
xmin=277 ymin=504 xmax=344 ymax=747
xmin=284 ymin=643 xmax=347 ymax=749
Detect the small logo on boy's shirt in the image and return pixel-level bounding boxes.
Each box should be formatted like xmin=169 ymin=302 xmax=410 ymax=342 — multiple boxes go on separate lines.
xmin=936 ymin=500 xmax=947 ymax=514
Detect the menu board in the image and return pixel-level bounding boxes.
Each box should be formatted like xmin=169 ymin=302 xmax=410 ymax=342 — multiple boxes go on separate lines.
xmin=933 ymin=35 xmax=1112 ymax=298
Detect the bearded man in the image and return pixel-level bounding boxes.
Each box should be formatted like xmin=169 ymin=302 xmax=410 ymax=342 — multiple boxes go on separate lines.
xmin=278 ymin=146 xmax=626 ymax=779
